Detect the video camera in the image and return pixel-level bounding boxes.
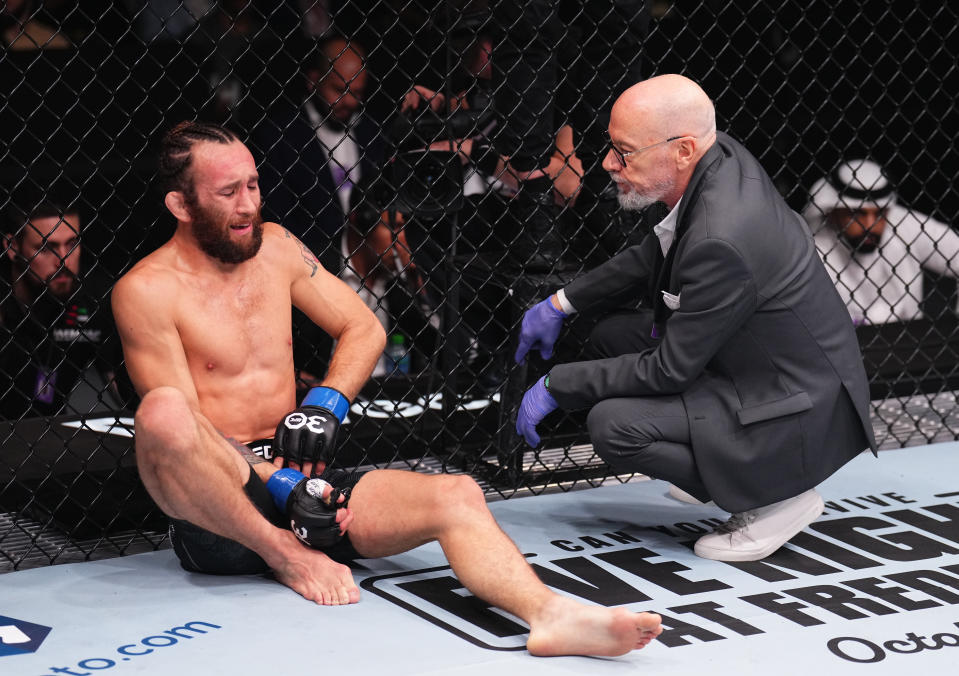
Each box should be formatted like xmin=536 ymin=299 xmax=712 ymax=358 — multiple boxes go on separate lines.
xmin=386 ymin=89 xmax=497 ymax=219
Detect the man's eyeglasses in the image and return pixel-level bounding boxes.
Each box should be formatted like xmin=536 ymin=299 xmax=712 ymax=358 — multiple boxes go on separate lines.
xmin=605 ymin=133 xmax=685 ymax=167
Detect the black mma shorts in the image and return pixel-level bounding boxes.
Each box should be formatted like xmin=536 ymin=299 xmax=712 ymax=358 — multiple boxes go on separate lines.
xmin=169 ymin=444 xmax=363 ymax=575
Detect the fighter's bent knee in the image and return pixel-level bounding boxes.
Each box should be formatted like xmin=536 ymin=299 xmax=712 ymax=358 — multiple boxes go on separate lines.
xmin=429 ymin=474 xmax=486 ymax=511
xmin=134 ymin=387 xmax=195 ymax=447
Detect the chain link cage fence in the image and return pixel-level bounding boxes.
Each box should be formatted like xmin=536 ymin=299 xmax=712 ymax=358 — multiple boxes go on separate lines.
xmin=1 ymin=0 xmax=957 ymax=571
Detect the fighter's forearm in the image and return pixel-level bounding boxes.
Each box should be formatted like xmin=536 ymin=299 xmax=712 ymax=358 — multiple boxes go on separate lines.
xmin=321 ymin=320 xmax=387 ymax=401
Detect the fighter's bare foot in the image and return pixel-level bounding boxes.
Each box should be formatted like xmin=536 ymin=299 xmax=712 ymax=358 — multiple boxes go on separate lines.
xmin=269 ymin=532 xmax=360 ymax=606
xmin=526 ymin=596 xmax=662 ymax=657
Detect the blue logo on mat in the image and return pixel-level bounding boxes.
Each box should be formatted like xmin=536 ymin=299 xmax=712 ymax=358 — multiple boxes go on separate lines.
xmin=0 ymin=615 xmax=52 ymax=657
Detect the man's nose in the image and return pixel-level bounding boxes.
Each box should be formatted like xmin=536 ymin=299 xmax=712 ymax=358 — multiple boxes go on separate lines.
xmin=55 ymin=244 xmax=76 ymax=261
xmin=602 ymin=149 xmax=619 ymax=173
xmin=237 ymin=190 xmax=256 ymax=215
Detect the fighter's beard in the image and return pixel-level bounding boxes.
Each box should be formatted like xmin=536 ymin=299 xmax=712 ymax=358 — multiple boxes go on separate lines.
xmin=191 ymin=206 xmax=265 ymax=264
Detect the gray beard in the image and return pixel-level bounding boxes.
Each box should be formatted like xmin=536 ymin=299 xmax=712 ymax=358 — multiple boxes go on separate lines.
xmin=614 ymin=173 xmax=673 ymax=212
xmin=617 ymin=190 xmax=661 ymax=211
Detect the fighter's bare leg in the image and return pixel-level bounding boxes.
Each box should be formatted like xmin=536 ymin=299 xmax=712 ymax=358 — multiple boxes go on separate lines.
xmin=133 ymin=386 xmax=358 ymax=605
xmin=346 ymin=470 xmax=661 ymax=656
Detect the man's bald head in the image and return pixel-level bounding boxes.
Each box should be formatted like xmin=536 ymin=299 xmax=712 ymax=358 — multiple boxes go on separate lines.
xmin=614 ymin=74 xmax=716 ymax=147
xmin=603 ymin=74 xmax=717 ymax=210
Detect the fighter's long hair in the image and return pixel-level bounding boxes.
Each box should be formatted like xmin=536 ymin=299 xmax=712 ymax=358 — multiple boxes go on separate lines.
xmin=157 ymin=121 xmax=238 ymax=197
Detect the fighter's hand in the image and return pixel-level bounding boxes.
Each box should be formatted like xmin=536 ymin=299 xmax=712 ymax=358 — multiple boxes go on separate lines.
xmin=515 ymin=297 xmax=567 ymax=364
xmin=273 ymin=387 xmax=349 ymax=476
xmin=516 ymin=375 xmax=558 ymax=447
xmin=269 ymin=470 xmax=353 ymax=548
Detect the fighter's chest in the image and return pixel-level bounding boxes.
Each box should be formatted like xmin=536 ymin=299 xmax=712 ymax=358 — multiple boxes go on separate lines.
xmin=175 ymin=278 xmax=292 ymax=361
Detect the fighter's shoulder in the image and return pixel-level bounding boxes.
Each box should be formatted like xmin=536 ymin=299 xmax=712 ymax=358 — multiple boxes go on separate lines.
xmin=112 ymin=249 xmax=182 ymax=307
xmin=260 ymin=221 xmax=310 ymax=251
xmin=259 ymin=221 xmax=324 ymax=275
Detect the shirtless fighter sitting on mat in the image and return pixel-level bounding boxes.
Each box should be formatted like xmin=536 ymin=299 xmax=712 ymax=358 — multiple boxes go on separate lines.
xmin=112 ymin=121 xmax=661 ymax=657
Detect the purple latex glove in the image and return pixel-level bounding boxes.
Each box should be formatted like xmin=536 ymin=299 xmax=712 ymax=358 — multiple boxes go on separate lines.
xmin=514 ymin=297 xmax=567 ymax=364
xmin=516 ymin=375 xmax=558 ymax=447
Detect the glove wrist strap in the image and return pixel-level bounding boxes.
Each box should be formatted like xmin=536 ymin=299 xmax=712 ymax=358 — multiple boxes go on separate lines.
xmin=266 ymin=468 xmax=306 ymax=513
xmin=302 ymin=387 xmax=349 ymax=422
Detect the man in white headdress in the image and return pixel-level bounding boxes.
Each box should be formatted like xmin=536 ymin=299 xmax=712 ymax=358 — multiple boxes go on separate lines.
xmin=804 ymin=159 xmax=959 ymax=324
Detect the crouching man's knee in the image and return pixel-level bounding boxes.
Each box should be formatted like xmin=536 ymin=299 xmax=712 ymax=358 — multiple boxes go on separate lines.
xmin=587 ymin=399 xmax=654 ymax=469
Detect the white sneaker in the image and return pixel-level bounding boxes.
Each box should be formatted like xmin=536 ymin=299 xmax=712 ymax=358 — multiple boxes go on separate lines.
xmin=693 ymin=489 xmax=825 ymax=561
xmin=668 ymin=484 xmax=707 ymax=505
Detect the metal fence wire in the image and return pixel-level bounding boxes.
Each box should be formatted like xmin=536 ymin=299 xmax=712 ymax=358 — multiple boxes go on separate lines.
xmin=1 ymin=0 xmax=958 ymax=570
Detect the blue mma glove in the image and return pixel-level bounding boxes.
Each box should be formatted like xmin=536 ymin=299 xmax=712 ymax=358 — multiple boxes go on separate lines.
xmin=267 ymin=468 xmax=350 ymax=549
xmin=516 ymin=375 xmax=558 ymax=447
xmin=515 ymin=298 xmax=567 ymax=364
xmin=273 ymin=387 xmax=349 ymax=466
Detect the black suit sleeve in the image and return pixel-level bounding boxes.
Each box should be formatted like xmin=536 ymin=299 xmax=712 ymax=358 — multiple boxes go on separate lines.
xmin=550 ymin=237 xmax=757 ymax=409
xmin=564 ymin=234 xmax=659 ymax=313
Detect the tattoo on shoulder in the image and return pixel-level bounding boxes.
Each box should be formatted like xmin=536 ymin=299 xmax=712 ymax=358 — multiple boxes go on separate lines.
xmin=282 ymin=227 xmax=319 ymax=277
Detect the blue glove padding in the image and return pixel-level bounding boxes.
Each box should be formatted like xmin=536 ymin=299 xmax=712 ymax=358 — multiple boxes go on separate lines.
xmin=273 ymin=387 xmax=349 ymax=466
xmin=516 ymin=375 xmax=558 ymax=447
xmin=515 ymin=298 xmax=567 ymax=364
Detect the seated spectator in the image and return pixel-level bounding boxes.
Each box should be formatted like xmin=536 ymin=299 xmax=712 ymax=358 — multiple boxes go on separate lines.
xmin=804 ymin=159 xmax=959 ymax=324
xmin=254 ymin=34 xmax=382 ymax=271
xmin=1 ymin=200 xmax=118 ymax=420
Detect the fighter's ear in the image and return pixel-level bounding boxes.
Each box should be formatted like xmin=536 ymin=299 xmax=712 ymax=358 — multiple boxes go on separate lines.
xmin=164 ymin=191 xmax=191 ymax=223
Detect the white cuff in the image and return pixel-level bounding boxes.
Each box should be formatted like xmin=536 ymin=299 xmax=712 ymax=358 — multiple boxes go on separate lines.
xmin=555 ymin=289 xmax=577 ymax=315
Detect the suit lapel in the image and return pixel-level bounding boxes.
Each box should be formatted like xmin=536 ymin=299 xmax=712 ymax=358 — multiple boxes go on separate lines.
xmin=651 ymin=137 xmax=727 ymax=333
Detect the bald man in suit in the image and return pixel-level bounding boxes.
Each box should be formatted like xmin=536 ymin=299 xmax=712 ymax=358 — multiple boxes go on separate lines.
xmin=513 ymin=74 xmax=877 ymax=562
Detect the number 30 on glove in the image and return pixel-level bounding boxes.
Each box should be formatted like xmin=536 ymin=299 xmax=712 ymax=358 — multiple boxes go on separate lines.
xmin=273 ymin=387 xmax=350 ymax=467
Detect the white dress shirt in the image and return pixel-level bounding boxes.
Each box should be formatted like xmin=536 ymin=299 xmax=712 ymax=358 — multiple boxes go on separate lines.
xmin=557 ymin=197 xmax=684 ymax=314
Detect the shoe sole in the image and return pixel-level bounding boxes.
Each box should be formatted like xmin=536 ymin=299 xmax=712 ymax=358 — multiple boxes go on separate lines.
xmin=693 ymin=492 xmax=825 ymax=562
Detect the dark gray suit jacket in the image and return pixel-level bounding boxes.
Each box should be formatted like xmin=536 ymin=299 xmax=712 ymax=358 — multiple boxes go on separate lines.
xmin=550 ymin=132 xmax=877 ymax=512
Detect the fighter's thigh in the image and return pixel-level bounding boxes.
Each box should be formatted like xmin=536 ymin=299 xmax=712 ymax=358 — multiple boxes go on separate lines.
xmin=346 ymin=469 xmax=484 ymax=558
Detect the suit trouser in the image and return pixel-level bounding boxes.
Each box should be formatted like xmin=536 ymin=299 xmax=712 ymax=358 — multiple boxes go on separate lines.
xmin=585 ymin=310 xmax=712 ymax=503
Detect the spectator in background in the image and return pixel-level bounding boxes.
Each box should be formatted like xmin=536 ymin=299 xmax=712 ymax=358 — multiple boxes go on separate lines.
xmin=254 ymin=35 xmax=388 ymax=381
xmin=123 ymin=0 xmax=204 ymax=44
xmin=1 ymin=0 xmax=71 ymax=50
xmin=490 ymin=0 xmax=650 ymax=270
xmin=254 ymin=35 xmax=382 ymax=273
xmin=401 ymin=33 xmax=584 ymax=212
xmin=1 ymin=201 xmax=118 ymax=419
xmin=183 ymin=0 xmax=266 ymax=125
xmin=804 ymin=159 xmax=959 ymax=325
